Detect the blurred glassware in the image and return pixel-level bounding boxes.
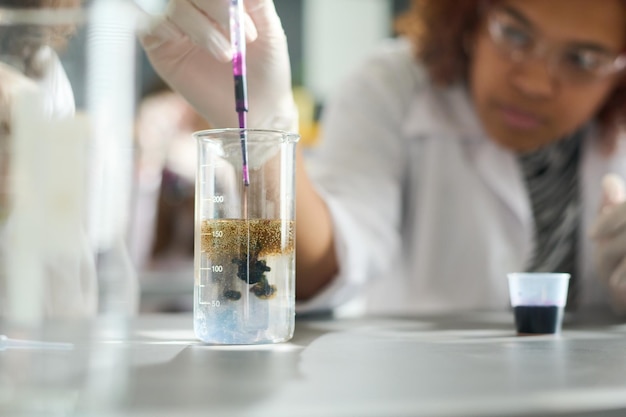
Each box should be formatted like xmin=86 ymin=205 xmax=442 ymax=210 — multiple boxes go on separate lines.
xmin=0 ymin=3 xmax=144 ymax=415
xmin=0 ymin=0 xmax=141 ymax=325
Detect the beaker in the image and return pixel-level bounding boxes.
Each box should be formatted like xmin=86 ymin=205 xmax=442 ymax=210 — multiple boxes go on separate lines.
xmin=193 ymin=129 xmax=299 ymax=344
xmin=0 ymin=0 xmax=141 ymax=324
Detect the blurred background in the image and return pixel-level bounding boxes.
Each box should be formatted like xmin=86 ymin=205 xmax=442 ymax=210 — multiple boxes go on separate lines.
xmin=131 ymin=0 xmax=411 ymax=312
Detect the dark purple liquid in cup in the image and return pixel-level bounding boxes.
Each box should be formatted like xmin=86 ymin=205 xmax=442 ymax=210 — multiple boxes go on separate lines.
xmin=513 ymin=306 xmax=563 ymax=334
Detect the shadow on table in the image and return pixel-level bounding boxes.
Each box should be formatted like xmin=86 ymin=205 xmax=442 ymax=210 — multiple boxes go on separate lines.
xmin=125 ymin=344 xmax=301 ymax=413
xmin=123 ymin=315 xmax=334 ymax=414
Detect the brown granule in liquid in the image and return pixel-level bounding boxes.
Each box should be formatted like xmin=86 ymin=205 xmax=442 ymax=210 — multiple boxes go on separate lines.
xmin=201 ymin=219 xmax=294 ymax=258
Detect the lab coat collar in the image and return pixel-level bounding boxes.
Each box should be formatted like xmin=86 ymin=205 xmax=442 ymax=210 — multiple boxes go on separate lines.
xmin=402 ymin=81 xmax=485 ymax=142
xmin=403 ymin=82 xmax=533 ymax=230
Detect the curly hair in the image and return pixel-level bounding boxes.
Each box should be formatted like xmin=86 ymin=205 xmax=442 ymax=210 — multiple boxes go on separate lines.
xmin=396 ymin=0 xmax=626 ymax=151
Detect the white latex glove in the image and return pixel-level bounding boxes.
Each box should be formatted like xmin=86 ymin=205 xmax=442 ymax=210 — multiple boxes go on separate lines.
xmin=139 ymin=0 xmax=298 ymax=132
xmin=590 ymin=173 xmax=626 ymax=307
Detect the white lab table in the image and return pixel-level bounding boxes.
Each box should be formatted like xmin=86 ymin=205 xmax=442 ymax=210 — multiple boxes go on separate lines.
xmin=2 ymin=310 xmax=626 ymax=417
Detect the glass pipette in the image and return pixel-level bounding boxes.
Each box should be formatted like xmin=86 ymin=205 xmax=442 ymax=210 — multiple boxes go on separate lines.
xmin=230 ymin=0 xmax=252 ymax=321
xmin=229 ymin=0 xmax=250 ymax=186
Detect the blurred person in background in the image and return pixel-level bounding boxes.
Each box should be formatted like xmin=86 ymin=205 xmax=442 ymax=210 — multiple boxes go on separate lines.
xmin=142 ymin=0 xmax=626 ymax=316
xmin=132 ymin=84 xmax=207 ymax=272
xmin=131 ymin=84 xmax=209 ymax=312
xmin=0 ymin=0 xmax=81 ymax=238
xmin=0 ymin=0 xmax=79 ymax=117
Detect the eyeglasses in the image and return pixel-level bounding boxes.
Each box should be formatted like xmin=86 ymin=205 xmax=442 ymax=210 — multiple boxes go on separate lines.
xmin=485 ymin=7 xmax=626 ymax=85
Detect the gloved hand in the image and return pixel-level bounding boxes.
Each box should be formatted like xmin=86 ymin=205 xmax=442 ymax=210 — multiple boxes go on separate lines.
xmin=139 ymin=0 xmax=298 ymax=132
xmin=590 ymin=173 xmax=626 ymax=308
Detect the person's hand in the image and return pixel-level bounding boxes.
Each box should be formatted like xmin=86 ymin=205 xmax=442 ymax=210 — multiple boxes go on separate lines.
xmin=139 ymin=0 xmax=298 ymax=132
xmin=590 ymin=174 xmax=626 ymax=308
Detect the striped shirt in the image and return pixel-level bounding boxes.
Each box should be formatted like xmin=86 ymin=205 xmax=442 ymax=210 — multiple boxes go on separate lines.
xmin=517 ymin=130 xmax=583 ymax=308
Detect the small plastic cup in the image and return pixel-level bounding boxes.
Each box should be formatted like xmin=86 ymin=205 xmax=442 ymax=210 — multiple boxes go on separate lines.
xmin=507 ymin=273 xmax=570 ymax=335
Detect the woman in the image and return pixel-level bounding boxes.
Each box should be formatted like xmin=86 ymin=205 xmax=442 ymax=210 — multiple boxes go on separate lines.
xmin=143 ymin=0 xmax=626 ymax=314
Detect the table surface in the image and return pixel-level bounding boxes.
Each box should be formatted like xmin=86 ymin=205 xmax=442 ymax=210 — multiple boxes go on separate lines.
xmin=2 ymin=310 xmax=626 ymax=417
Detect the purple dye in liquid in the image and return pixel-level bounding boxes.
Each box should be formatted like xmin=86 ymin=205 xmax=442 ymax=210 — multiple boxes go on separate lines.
xmin=514 ymin=305 xmax=563 ymax=334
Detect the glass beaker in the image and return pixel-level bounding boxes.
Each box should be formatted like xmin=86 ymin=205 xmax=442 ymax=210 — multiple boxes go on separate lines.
xmin=0 ymin=0 xmax=141 ymax=324
xmin=193 ymin=129 xmax=299 ymax=344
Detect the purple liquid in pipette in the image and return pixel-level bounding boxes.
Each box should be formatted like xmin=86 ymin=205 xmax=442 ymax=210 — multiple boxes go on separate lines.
xmin=233 ymin=52 xmax=249 ymax=185
xmin=230 ymin=0 xmax=250 ymax=186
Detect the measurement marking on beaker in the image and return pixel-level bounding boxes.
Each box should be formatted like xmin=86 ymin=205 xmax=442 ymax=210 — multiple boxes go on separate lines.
xmin=212 ymin=230 xmax=224 ymax=238
xmin=201 ymin=196 xmax=225 ymax=204
xmin=199 ymin=298 xmax=221 ymax=307
xmin=198 ymin=284 xmax=221 ymax=307
xmin=199 ymin=266 xmax=224 ymax=272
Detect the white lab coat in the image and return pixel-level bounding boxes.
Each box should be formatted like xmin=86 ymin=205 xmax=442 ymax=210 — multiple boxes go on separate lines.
xmin=298 ymin=38 xmax=626 ymax=314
